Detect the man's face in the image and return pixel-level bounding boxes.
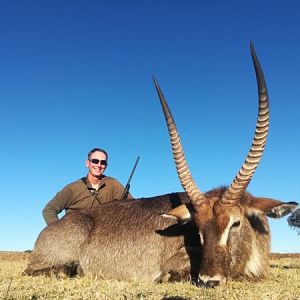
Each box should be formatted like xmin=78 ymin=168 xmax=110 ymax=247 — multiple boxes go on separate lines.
xmin=86 ymin=151 xmax=108 ymax=178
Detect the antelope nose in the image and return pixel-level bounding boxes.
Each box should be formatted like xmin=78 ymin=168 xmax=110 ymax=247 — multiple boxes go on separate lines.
xmin=205 ymin=280 xmax=220 ymax=288
xmin=196 ymin=279 xmax=220 ymax=288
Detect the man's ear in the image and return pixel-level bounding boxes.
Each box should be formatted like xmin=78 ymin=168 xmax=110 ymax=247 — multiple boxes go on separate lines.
xmin=247 ymin=197 xmax=298 ymax=219
xmin=161 ymin=204 xmax=193 ymax=224
xmin=85 ymin=160 xmax=90 ymax=168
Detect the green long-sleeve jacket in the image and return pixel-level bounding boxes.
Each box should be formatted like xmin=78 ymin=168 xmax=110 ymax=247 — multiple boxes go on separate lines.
xmin=42 ymin=175 xmax=131 ymax=225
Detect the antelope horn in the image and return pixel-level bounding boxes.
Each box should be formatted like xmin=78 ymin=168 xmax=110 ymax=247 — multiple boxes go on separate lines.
xmin=221 ymin=42 xmax=270 ymax=205
xmin=153 ymin=76 xmax=206 ymax=206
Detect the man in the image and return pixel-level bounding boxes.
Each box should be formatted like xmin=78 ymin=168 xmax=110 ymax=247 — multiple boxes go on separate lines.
xmin=43 ymin=147 xmax=132 ymax=225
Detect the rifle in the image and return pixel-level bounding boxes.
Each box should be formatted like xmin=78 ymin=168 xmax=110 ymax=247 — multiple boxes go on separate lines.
xmin=120 ymin=156 xmax=140 ymax=200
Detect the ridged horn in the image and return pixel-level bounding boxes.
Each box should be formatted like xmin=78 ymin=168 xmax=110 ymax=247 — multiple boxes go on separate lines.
xmin=153 ymin=76 xmax=206 ymax=206
xmin=221 ymin=42 xmax=270 ymax=205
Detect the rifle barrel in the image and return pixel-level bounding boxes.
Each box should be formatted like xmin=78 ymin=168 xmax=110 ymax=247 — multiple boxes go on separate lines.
xmin=120 ymin=156 xmax=140 ymax=200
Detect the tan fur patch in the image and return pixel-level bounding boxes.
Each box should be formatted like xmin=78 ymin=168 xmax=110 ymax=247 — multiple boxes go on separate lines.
xmin=245 ymin=239 xmax=262 ymax=277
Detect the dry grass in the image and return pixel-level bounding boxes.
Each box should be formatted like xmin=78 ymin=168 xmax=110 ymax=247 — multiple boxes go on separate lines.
xmin=0 ymin=252 xmax=300 ymax=300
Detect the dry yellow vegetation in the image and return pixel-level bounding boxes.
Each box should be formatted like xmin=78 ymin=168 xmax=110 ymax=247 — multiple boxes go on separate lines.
xmin=0 ymin=252 xmax=299 ymax=300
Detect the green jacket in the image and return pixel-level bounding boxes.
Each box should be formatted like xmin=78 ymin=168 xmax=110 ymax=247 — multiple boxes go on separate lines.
xmin=42 ymin=176 xmax=131 ymax=225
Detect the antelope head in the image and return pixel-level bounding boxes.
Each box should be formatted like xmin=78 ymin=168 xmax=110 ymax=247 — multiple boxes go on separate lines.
xmin=154 ymin=42 xmax=298 ymax=287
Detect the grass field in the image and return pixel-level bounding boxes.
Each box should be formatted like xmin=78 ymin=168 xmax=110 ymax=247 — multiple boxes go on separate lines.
xmin=1 ymin=252 xmax=299 ymax=300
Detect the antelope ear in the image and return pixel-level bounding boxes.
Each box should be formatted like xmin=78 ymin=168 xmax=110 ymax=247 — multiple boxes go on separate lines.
xmin=248 ymin=197 xmax=298 ymax=219
xmin=161 ymin=204 xmax=192 ymax=223
xmin=266 ymin=201 xmax=298 ymax=218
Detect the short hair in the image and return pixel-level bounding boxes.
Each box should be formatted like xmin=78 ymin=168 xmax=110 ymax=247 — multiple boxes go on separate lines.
xmin=87 ymin=148 xmax=108 ymax=161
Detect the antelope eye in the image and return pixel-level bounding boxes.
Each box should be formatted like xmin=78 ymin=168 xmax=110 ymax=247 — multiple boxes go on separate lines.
xmin=231 ymin=221 xmax=240 ymax=228
xmin=198 ymin=232 xmax=204 ymax=245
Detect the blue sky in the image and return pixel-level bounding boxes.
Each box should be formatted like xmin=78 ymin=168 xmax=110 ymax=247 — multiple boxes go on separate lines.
xmin=0 ymin=0 xmax=299 ymax=252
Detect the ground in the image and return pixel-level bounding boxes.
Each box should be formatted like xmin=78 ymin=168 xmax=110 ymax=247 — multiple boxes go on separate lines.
xmin=0 ymin=251 xmax=300 ymax=299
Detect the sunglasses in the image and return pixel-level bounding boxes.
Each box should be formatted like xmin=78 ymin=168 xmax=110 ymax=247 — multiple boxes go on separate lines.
xmin=89 ymin=159 xmax=107 ymax=166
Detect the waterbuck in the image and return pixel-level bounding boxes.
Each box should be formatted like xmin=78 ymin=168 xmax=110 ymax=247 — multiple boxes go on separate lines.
xmin=24 ymin=43 xmax=297 ymax=287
